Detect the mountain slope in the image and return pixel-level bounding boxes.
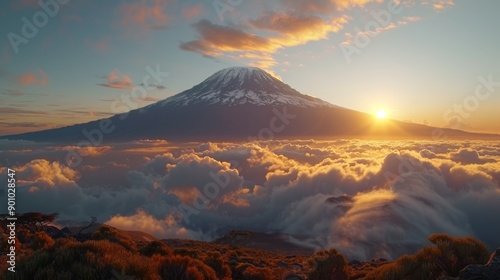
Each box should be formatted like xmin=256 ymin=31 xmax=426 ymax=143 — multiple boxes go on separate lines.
xmin=2 ymin=67 xmax=497 ymax=143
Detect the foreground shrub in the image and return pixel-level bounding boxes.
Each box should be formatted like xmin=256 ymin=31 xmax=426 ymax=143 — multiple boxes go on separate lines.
xmin=428 ymin=233 xmax=490 ymax=276
xmin=241 ymin=265 xmax=273 ymax=280
xmin=29 ymin=232 xmax=55 ymax=251
xmin=308 ymin=248 xmax=349 ymax=280
xmin=90 ymin=225 xmax=137 ymax=252
xmin=3 ymin=238 xmax=158 ymax=280
xmin=365 ymin=234 xmax=490 ymax=280
xmin=203 ymin=251 xmax=232 ymax=279
xmin=157 ymin=255 xmax=218 ymax=280
xmin=140 ymin=240 xmax=173 ymax=257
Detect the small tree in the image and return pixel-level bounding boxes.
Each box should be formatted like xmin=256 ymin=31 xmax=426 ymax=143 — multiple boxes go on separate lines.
xmin=0 ymin=212 xmax=59 ymax=233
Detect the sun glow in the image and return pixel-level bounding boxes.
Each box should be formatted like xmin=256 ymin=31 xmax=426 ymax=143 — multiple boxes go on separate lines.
xmin=376 ymin=110 xmax=387 ymax=119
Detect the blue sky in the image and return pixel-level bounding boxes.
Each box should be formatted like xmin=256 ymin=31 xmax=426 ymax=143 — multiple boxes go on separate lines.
xmin=1 ymin=0 xmax=499 ymax=135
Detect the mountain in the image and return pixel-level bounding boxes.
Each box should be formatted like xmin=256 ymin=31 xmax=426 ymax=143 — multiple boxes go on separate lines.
xmin=157 ymin=67 xmax=333 ymax=108
xmin=2 ymin=67 xmax=497 ymax=143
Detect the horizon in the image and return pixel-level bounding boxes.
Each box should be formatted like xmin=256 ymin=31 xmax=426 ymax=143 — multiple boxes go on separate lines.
xmin=1 ymin=64 xmax=499 ymax=138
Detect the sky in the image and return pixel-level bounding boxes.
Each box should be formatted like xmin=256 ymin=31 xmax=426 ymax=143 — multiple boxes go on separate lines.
xmin=1 ymin=0 xmax=499 ymax=135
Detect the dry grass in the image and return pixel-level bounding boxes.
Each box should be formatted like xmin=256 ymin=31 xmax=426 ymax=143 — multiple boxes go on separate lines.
xmin=0 ymin=222 xmax=492 ymax=280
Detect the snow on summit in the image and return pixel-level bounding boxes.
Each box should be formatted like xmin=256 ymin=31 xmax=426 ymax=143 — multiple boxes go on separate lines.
xmin=158 ymin=67 xmax=335 ymax=108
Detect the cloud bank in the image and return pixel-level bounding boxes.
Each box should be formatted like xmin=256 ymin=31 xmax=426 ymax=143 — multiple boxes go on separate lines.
xmin=1 ymin=139 xmax=498 ymax=260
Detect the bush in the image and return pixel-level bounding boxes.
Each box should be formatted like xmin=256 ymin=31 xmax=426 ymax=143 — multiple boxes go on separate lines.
xmin=203 ymin=251 xmax=232 ymax=279
xmin=173 ymin=248 xmax=199 ymax=258
xmin=140 ymin=241 xmax=173 ymax=257
xmin=241 ymin=265 xmax=273 ymax=280
xmin=3 ymin=238 xmax=159 ymax=280
xmin=90 ymin=225 xmax=137 ymax=252
xmin=365 ymin=234 xmax=491 ymax=280
xmin=157 ymin=255 xmax=218 ymax=280
xmin=29 ymin=232 xmax=55 ymax=251
xmin=308 ymin=249 xmax=349 ymax=280
xmin=428 ymin=233 xmax=490 ymax=276
xmin=364 ymin=247 xmax=441 ymax=280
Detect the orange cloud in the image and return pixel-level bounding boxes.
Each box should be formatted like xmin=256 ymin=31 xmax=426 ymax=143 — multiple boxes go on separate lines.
xmin=17 ymin=69 xmax=48 ymax=87
xmin=335 ymin=0 xmax=384 ymax=10
xmin=285 ymin=0 xmax=381 ymax=14
xmin=250 ymin=62 xmax=282 ymax=80
xmin=183 ymin=14 xmax=348 ymax=57
xmin=181 ymin=15 xmax=347 ymax=74
xmin=98 ymin=70 xmax=134 ymax=90
xmin=141 ymin=96 xmax=161 ymax=102
xmin=119 ymin=0 xmax=172 ymax=34
xmin=181 ymin=4 xmax=203 ymax=20
xmin=55 ymin=145 xmax=112 ymax=157
xmin=106 ymin=210 xmax=197 ymax=239
xmin=16 ymin=159 xmax=79 ymax=187
xmin=252 ymin=13 xmax=348 ymax=46
xmin=180 ymin=20 xmax=280 ymax=57
xmin=431 ymin=0 xmax=455 ymax=10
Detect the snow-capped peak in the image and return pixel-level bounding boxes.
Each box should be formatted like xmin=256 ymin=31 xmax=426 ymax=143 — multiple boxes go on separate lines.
xmin=157 ymin=67 xmax=335 ymax=108
xmin=205 ymin=67 xmax=274 ymax=86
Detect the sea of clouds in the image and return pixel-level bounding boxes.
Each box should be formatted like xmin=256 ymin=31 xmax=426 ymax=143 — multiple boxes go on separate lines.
xmin=1 ymin=139 xmax=499 ymax=260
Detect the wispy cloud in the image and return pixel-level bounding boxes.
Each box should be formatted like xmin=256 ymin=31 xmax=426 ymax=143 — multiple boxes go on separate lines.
xmin=53 ymin=109 xmax=114 ymax=118
xmin=0 ymin=121 xmax=44 ymax=128
xmin=16 ymin=69 xmax=48 ymax=87
xmin=284 ymin=0 xmax=379 ymax=14
xmin=430 ymin=0 xmax=455 ymax=10
xmin=98 ymin=70 xmax=134 ymax=90
xmin=179 ymin=0 xmax=447 ymax=74
xmin=138 ymin=82 xmax=166 ymax=90
xmin=181 ymin=12 xmax=347 ymax=74
xmin=140 ymin=96 xmax=161 ymax=102
xmin=251 ymin=13 xmax=348 ymax=46
xmin=1 ymin=89 xmax=25 ymax=97
xmin=181 ymin=4 xmax=203 ymax=20
xmin=118 ymin=0 xmax=173 ymax=34
xmin=0 ymin=107 xmax=47 ymax=115
xmin=180 ymin=20 xmax=279 ymax=57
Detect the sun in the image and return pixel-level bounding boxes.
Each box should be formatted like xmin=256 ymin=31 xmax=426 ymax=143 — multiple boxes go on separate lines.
xmin=376 ymin=110 xmax=387 ymax=119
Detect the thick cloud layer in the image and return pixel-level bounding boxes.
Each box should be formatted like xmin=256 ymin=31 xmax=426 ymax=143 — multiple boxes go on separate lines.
xmin=1 ymin=139 xmax=499 ymax=260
